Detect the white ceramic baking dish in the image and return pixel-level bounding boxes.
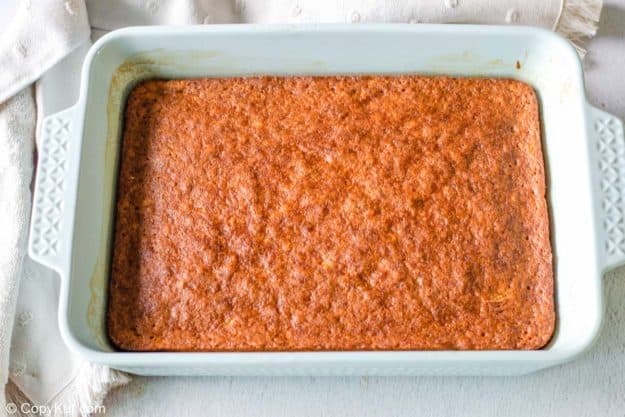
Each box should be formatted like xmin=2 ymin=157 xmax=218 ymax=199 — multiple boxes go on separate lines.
xmin=29 ymin=24 xmax=625 ymax=376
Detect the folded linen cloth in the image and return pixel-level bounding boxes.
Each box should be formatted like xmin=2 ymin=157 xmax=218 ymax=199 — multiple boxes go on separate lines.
xmin=86 ymin=0 xmax=603 ymax=53
xmin=0 ymin=0 xmax=602 ymax=416
xmin=0 ymin=88 xmax=35 ymax=417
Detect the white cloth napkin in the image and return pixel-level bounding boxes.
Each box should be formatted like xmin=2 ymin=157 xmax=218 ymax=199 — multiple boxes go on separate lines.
xmin=0 ymin=0 xmax=602 ymax=416
xmin=0 ymin=88 xmax=35 ymax=417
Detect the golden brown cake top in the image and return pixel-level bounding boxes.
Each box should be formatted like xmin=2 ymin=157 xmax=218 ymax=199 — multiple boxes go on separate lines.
xmin=108 ymin=75 xmax=554 ymax=351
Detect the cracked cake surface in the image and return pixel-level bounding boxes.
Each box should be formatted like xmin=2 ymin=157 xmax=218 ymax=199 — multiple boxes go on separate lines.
xmin=108 ymin=76 xmax=554 ymax=351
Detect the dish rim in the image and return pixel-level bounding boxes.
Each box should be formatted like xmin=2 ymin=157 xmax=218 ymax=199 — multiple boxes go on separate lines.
xmin=30 ymin=23 xmax=622 ymax=373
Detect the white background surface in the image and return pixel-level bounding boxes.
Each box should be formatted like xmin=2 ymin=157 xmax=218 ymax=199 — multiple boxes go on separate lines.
xmin=101 ymin=3 xmax=625 ymax=416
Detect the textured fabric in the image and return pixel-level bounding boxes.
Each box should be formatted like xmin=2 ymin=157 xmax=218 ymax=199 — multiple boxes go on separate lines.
xmin=85 ymin=0 xmax=561 ymax=27
xmin=0 ymin=0 xmax=90 ymax=104
xmin=0 ymin=88 xmax=34 ymax=415
xmin=0 ymin=0 xmax=603 ymax=416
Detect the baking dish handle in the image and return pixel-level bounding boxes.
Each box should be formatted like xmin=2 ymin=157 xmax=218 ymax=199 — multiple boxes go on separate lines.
xmin=589 ymin=106 xmax=625 ymax=272
xmin=28 ymin=106 xmax=79 ymax=275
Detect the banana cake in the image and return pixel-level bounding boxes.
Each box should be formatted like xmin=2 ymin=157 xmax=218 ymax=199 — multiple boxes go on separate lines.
xmin=108 ymin=76 xmax=554 ymax=351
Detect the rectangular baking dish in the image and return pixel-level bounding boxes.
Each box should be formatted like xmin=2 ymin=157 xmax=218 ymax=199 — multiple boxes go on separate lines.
xmin=29 ymin=24 xmax=625 ymax=376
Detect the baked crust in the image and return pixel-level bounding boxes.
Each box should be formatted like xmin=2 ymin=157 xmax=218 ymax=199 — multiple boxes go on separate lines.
xmin=108 ymin=76 xmax=554 ymax=351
